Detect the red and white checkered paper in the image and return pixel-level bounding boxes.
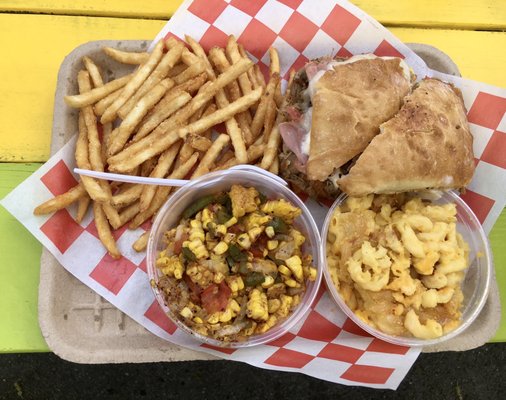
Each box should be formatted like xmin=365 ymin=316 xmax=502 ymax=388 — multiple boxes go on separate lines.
xmin=2 ymin=0 xmax=506 ymax=390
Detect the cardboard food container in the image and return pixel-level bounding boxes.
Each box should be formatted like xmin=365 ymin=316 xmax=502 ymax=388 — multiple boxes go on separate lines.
xmin=37 ymin=40 xmax=501 ymax=366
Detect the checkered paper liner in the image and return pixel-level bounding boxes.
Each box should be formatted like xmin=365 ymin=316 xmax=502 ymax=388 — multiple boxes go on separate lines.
xmin=2 ymin=0 xmax=506 ymax=390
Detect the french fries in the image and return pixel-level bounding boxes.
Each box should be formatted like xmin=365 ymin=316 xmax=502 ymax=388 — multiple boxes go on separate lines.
xmin=35 ymin=35 xmax=289 ymax=258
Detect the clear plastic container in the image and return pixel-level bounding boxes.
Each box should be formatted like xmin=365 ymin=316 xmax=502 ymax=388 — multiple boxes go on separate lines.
xmin=147 ymin=167 xmax=323 ymax=348
xmin=321 ymin=191 xmax=492 ymax=347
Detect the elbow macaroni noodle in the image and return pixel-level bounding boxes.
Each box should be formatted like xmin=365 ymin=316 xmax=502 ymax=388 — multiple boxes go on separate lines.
xmin=326 ymin=194 xmax=470 ymax=339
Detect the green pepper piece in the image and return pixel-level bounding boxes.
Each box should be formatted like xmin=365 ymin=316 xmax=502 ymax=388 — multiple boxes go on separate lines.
xmin=206 ymin=222 xmax=216 ymax=237
xmin=182 ymin=247 xmax=197 ymax=262
xmin=228 ymin=243 xmax=247 ymax=262
xmin=244 ymin=272 xmax=265 ymax=287
xmin=216 ymin=208 xmax=231 ymax=225
xmin=181 ymin=194 xmax=216 ymax=219
xmin=267 ymin=216 xmax=289 ymax=234
xmin=238 ymin=260 xmax=249 ymax=275
xmin=226 ymin=255 xmax=235 ymax=269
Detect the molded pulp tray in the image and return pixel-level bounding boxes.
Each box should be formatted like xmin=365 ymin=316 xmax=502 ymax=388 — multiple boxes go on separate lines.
xmin=38 ymin=40 xmax=501 ymax=363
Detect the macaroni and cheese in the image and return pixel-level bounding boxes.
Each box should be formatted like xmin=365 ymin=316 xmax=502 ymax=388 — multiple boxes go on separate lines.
xmin=326 ymin=193 xmax=470 ymax=339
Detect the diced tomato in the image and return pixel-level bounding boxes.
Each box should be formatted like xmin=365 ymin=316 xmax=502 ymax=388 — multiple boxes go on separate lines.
xmin=184 ymin=274 xmax=202 ymax=303
xmin=200 ymin=281 xmax=231 ymax=314
xmin=227 ymin=224 xmax=243 ymax=234
xmin=173 ymin=232 xmax=188 ymax=255
xmin=250 ymin=234 xmax=268 ymax=258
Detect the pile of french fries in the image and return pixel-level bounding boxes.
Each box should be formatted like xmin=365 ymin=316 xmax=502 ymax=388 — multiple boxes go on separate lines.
xmin=34 ymin=35 xmax=287 ymax=259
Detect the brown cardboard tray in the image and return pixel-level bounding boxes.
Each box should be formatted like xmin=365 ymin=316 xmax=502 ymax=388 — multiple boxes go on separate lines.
xmin=38 ymin=40 xmax=501 ymax=363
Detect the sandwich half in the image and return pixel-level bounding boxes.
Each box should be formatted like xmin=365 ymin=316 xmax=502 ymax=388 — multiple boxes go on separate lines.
xmin=279 ymin=54 xmax=413 ymax=200
xmin=338 ymin=78 xmax=475 ymax=196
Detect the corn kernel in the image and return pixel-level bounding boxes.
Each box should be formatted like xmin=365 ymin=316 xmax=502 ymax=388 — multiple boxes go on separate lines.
xmin=256 ymin=315 xmax=277 ymax=333
xmin=285 ymin=255 xmax=303 ymax=281
xmin=226 ymin=275 xmax=244 ymax=292
xmin=261 ymin=275 xmax=275 ymax=288
xmin=237 ymin=233 xmax=251 ymax=249
xmin=284 ymin=278 xmax=299 ymax=288
xmin=265 ymin=226 xmax=275 ymax=238
xmin=229 ymin=299 xmax=241 ymax=313
xmin=180 ymin=307 xmax=193 ymax=319
xmin=278 ymin=265 xmax=291 ymax=276
xmin=224 ymin=217 xmax=238 ymax=228
xmin=207 ymin=312 xmax=220 ymax=324
xmin=219 ymin=308 xmax=233 ymax=323
xmin=224 ymin=233 xmax=236 ymax=244
xmin=193 ymin=317 xmax=203 ymax=324
xmin=213 ymin=241 xmax=229 ymax=255
xmin=248 ymin=226 xmax=264 ymax=242
xmin=243 ymin=322 xmax=257 ymax=336
xmin=267 ymin=240 xmax=279 ymax=250
xmin=214 ymin=272 xmax=225 ymax=284
xmin=268 ymin=299 xmax=281 ymax=314
xmin=215 ymin=224 xmax=227 ymax=236
xmin=292 ymin=294 xmax=301 ymax=307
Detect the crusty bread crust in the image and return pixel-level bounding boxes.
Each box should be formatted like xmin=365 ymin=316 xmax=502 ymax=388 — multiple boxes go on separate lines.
xmin=339 ymin=78 xmax=475 ymax=196
xmin=306 ymin=58 xmax=412 ymax=181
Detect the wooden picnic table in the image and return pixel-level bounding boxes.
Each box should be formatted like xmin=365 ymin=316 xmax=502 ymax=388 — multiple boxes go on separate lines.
xmin=0 ymin=0 xmax=505 ymax=352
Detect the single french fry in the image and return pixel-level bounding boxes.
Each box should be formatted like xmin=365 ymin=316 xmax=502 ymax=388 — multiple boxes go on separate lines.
xmin=65 ymin=73 xmax=132 ymax=108
xmin=260 ymin=125 xmax=281 ymax=170
xmin=94 ymin=88 xmax=122 ymax=116
xmin=76 ymin=194 xmax=91 ymax=223
xmin=83 ymin=56 xmax=104 ymax=87
xmin=133 ymin=231 xmax=149 ymax=252
xmin=75 ymin=112 xmax=109 ymax=202
xmin=118 ymin=201 xmax=141 ymax=226
xmin=254 ymin=65 xmax=266 ymax=89
xmin=101 ymin=40 xmax=165 ymax=123
xmin=101 ymin=121 xmax=112 ymax=165
xmin=77 ymin=70 xmax=105 ymax=172
xmin=134 ymin=90 xmax=192 ymax=141
xmin=82 ymin=58 xmax=113 ymax=165
xmin=172 ymin=60 xmax=206 ymax=85
xmin=129 ymin=153 xmax=199 ymax=229
xmin=139 ymin=141 xmax=181 ymax=212
xmin=191 ymin=134 xmax=230 ymax=178
xmin=274 ymin=81 xmax=283 ymax=108
xmin=111 ymin=184 xmax=143 ymax=207
xmin=93 ymin=202 xmax=121 ymax=259
xmin=108 ymin=78 xmax=172 ymax=155
xmin=187 ymin=133 xmax=212 ymax=152
xmin=117 ymin=42 xmax=184 ymax=118
xmin=214 ymin=89 xmax=248 ymax=164
xmin=107 ymin=84 xmax=260 ymax=173
xmin=215 ymin=143 xmax=265 ymax=170
xmin=167 ymin=62 xmax=188 ymax=78
xmin=185 ymin=35 xmax=216 ymax=81
xmin=250 ymin=73 xmax=280 ymax=143
xmin=209 ymin=47 xmax=254 ymax=143
xmin=34 ymin=184 xmax=86 ymax=215
xmin=238 ymin=43 xmax=263 ymax=90
xmin=268 ymin=154 xmax=279 ymax=175
xmin=269 ymin=48 xmax=280 ymax=76
xmin=263 ymin=82 xmax=279 ymax=144
xmin=102 ymin=203 xmax=122 ymax=230
xmin=103 ymin=47 xmax=149 ymax=65
xmin=226 ymin=36 xmax=253 ymax=97
xmin=140 ymin=156 xmax=158 ymax=177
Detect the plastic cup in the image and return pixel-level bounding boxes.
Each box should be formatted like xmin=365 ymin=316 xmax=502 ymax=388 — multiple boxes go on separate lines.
xmin=321 ymin=191 xmax=492 ymax=347
xmin=147 ymin=167 xmax=323 ymax=348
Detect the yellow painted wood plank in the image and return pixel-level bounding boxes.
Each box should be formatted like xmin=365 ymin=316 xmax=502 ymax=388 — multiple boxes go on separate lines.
xmin=354 ymin=0 xmax=506 ymax=30
xmin=0 ymin=14 xmax=165 ymax=162
xmin=391 ymin=28 xmax=506 ymax=88
xmin=1 ymin=0 xmax=506 ymax=30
